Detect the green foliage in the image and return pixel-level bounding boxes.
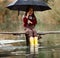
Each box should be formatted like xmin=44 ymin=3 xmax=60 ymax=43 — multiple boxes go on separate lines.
xmin=0 ymin=18 xmax=20 ymax=32
xmin=38 ymin=51 xmax=45 ymax=58
xmin=44 ymin=0 xmax=49 ymax=2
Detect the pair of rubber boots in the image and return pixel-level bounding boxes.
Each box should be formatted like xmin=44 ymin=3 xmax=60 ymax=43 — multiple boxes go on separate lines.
xmin=29 ymin=37 xmax=38 ymax=54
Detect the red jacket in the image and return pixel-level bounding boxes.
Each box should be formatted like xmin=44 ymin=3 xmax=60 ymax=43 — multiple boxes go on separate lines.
xmin=23 ymin=16 xmax=37 ymax=27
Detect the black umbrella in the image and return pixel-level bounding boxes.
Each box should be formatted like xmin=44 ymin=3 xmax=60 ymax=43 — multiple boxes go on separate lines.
xmin=7 ymin=0 xmax=51 ymax=11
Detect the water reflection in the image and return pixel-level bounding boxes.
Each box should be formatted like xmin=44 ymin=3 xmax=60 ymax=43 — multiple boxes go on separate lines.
xmin=38 ymin=48 xmax=60 ymax=58
xmin=0 ymin=46 xmax=60 ymax=58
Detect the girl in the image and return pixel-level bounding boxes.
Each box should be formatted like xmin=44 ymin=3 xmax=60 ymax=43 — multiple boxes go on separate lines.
xmin=23 ymin=7 xmax=38 ymax=54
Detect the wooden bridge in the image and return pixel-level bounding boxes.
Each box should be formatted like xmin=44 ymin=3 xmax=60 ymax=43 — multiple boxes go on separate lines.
xmin=0 ymin=31 xmax=60 ymax=57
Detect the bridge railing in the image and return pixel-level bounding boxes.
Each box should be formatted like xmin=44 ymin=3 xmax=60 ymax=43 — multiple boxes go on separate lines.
xmin=0 ymin=31 xmax=60 ymax=56
xmin=0 ymin=31 xmax=60 ymax=35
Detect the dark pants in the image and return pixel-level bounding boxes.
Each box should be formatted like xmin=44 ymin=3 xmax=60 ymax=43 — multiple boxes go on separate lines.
xmin=25 ymin=34 xmax=30 ymax=46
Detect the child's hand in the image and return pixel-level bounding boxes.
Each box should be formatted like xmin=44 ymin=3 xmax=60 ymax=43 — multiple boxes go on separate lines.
xmin=26 ymin=12 xmax=30 ymax=18
xmin=28 ymin=20 xmax=32 ymax=24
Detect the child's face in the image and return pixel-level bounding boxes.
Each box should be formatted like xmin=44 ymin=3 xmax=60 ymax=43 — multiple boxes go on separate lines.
xmin=28 ymin=8 xmax=33 ymax=15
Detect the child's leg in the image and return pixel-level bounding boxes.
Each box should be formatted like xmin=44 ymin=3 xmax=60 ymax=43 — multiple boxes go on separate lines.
xmin=33 ymin=29 xmax=38 ymax=54
xmin=29 ymin=37 xmax=34 ymax=54
xmin=34 ymin=37 xmax=38 ymax=54
xmin=25 ymin=28 xmax=34 ymax=54
xmin=27 ymin=28 xmax=34 ymax=54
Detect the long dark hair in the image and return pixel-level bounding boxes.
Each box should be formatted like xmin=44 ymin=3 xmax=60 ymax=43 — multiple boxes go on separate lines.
xmin=25 ymin=6 xmax=36 ymax=19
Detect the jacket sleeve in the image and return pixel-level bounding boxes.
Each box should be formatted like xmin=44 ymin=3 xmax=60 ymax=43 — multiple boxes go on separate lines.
xmin=23 ymin=17 xmax=28 ymax=27
xmin=33 ymin=18 xmax=37 ymax=26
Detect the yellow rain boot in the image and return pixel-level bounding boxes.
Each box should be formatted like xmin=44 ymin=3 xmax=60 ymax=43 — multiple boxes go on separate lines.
xmin=34 ymin=37 xmax=38 ymax=54
xmin=29 ymin=37 xmax=34 ymax=54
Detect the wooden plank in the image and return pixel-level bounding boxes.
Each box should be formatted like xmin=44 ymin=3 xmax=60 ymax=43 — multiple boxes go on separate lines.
xmin=38 ymin=31 xmax=60 ymax=34
xmin=0 ymin=31 xmax=60 ymax=35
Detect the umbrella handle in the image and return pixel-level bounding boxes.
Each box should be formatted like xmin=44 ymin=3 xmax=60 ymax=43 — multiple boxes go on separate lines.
xmin=18 ymin=10 xmax=20 ymax=16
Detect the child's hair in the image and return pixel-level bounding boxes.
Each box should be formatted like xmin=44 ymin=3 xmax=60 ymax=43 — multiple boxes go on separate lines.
xmin=25 ymin=6 xmax=36 ymax=19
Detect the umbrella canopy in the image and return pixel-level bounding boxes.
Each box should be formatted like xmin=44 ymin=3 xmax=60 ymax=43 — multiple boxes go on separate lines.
xmin=7 ymin=0 xmax=51 ymax=11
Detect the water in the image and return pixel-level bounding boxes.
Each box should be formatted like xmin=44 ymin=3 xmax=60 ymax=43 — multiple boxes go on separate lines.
xmin=0 ymin=46 xmax=60 ymax=58
xmin=0 ymin=34 xmax=60 ymax=58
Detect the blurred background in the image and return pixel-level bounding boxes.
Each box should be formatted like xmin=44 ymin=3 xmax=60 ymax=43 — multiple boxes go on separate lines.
xmin=0 ymin=0 xmax=60 ymax=58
